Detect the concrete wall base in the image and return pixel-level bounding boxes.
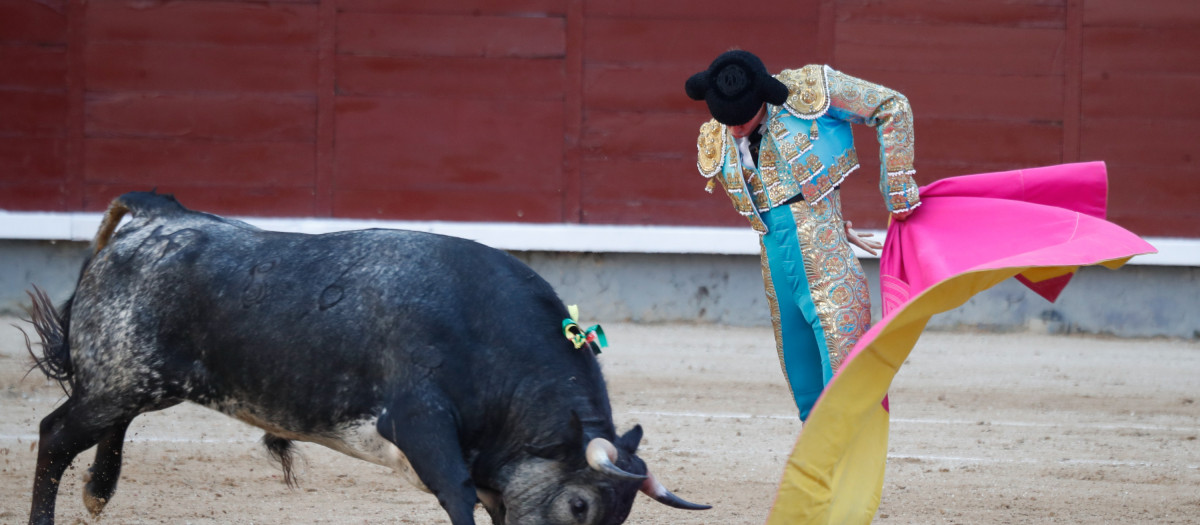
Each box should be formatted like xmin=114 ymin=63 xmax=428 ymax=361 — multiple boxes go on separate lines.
xmin=3 ymin=240 xmax=1195 ymax=339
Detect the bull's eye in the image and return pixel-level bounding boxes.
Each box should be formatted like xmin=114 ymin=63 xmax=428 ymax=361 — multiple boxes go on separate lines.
xmin=569 ymin=496 xmax=588 ymax=519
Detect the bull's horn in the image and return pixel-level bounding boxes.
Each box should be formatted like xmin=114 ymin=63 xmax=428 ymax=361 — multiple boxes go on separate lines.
xmin=639 ymin=471 xmax=711 ymax=510
xmin=585 ymin=438 xmax=647 ymax=481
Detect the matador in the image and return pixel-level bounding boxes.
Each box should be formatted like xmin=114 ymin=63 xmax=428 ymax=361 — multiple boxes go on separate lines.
xmin=686 ymin=50 xmax=920 ymax=419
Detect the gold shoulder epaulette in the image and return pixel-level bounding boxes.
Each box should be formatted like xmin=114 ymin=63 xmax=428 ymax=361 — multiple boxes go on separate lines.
xmin=696 ymin=119 xmax=726 ymax=177
xmin=777 ymin=64 xmax=831 ymax=119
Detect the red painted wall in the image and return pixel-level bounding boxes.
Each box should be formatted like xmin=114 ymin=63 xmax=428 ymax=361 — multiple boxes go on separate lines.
xmin=1 ymin=0 xmax=1197 ymax=236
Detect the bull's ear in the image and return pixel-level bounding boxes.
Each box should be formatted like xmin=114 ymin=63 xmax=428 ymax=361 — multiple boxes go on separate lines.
xmin=615 ymin=424 xmax=643 ymax=453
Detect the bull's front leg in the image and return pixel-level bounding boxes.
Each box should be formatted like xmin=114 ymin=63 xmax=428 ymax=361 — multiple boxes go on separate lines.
xmin=377 ymin=392 xmax=478 ymax=525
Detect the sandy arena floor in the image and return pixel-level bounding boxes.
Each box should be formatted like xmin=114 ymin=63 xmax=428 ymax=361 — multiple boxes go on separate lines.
xmin=1 ymin=316 xmax=1197 ymax=524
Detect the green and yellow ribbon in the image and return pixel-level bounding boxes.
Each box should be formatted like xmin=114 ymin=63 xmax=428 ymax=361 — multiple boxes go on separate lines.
xmin=562 ymin=304 xmax=607 ymax=355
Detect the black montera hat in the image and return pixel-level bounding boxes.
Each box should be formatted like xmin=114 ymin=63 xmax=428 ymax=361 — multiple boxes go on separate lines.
xmin=685 ymin=50 xmax=789 ymax=126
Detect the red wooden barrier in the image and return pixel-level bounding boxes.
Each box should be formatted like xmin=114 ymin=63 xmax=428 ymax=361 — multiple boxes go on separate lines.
xmin=0 ymin=0 xmax=1196 ymax=237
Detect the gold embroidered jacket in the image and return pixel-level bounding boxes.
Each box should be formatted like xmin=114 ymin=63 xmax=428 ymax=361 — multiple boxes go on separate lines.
xmin=696 ymin=64 xmax=920 ymax=234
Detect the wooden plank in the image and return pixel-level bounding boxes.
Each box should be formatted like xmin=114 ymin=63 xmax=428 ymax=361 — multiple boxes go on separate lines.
xmin=836 ymin=23 xmax=1065 ymax=75
xmin=333 ymin=97 xmax=563 ymax=190
xmin=335 ymin=0 xmax=565 ymax=16
xmin=583 ymin=113 xmax=1061 ymax=180
xmin=0 ymin=0 xmax=66 ymax=44
xmin=1064 ymin=0 xmax=1083 ymax=163
xmin=1083 ymin=73 xmax=1200 ymax=120
xmin=891 ymin=118 xmax=1063 ymax=166
xmin=333 ymin=188 xmax=561 ymax=222
xmin=1080 ymin=118 xmax=1200 ymax=169
xmin=585 ymin=18 xmax=820 ymax=67
xmin=900 ymin=159 xmax=1040 ymax=182
xmin=0 ymin=45 xmax=66 ymax=90
xmin=561 ymin=0 xmax=583 ymax=222
xmin=336 ymin=55 xmax=563 ymax=99
xmin=1106 ymin=164 xmax=1197 ymax=208
xmin=338 ymin=12 xmax=564 ymax=58
xmin=86 ymin=42 xmax=317 ymax=94
xmin=1084 ymin=0 xmax=1200 ymax=28
xmin=87 ymin=1 xmax=318 ymax=47
xmin=84 ymin=138 xmax=315 ymax=186
xmin=0 ymin=91 xmax=67 ymax=136
xmin=581 ymin=199 xmax=746 ymax=228
xmin=818 ymin=0 xmax=836 ymax=62
xmin=66 ymin=0 xmax=86 ymax=209
xmin=836 ymin=0 xmax=1066 ymax=28
xmin=584 ymin=67 xmax=1059 ymax=120
xmin=581 ymin=112 xmax=1064 ymax=230
xmin=83 ymin=184 xmax=317 ymax=216
xmin=581 ymin=111 xmax=699 ymax=159
xmin=585 ymin=0 xmax=817 ymax=21
xmin=0 ymin=137 xmax=66 ymax=182
xmin=0 ymin=181 xmax=68 ymax=211
xmin=1083 ymin=27 xmax=1200 ymax=75
xmin=579 ymin=157 xmax=714 ymax=203
xmin=1105 ymin=164 xmax=1198 ymax=237
xmin=834 ymin=68 xmax=1064 ymax=121
xmin=85 ymin=94 xmax=316 ymax=142
xmin=315 ymin=0 xmax=337 ymax=216
xmin=584 ymin=64 xmax=717 ymax=113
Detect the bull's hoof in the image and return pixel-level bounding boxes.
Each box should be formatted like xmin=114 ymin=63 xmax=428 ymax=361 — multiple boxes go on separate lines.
xmin=81 ymin=470 xmax=110 ymax=517
xmin=83 ymin=493 xmax=109 ymax=518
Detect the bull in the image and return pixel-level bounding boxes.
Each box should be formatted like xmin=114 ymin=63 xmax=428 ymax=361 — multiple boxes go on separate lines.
xmin=24 ymin=191 xmax=709 ymax=524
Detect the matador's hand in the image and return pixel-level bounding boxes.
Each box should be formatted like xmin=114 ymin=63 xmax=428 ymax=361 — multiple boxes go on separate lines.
xmin=845 ymin=221 xmax=882 ymax=256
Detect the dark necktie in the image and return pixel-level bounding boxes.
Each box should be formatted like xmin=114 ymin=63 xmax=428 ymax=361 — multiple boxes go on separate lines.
xmin=748 ymin=130 xmax=762 ymax=167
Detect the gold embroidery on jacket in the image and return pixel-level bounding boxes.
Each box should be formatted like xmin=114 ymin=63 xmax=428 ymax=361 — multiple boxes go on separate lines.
xmin=827 ymin=68 xmax=920 ymax=212
xmin=792 ymin=132 xmax=813 ymax=157
xmin=713 ymin=136 xmax=768 ymax=233
xmin=768 ymin=118 xmax=790 ymax=141
xmin=745 ymin=165 xmax=771 ymax=211
xmin=696 ymin=119 xmax=726 ymax=177
xmin=777 ymin=65 xmax=830 ymax=119
xmin=829 ymin=148 xmax=861 ymax=188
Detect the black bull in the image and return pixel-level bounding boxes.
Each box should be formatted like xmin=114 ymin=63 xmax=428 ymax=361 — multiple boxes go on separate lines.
xmin=24 ymin=192 xmax=708 ymax=525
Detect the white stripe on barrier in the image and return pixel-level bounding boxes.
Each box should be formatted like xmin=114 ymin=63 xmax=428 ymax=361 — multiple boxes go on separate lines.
xmin=1 ymin=211 xmax=1194 ymax=265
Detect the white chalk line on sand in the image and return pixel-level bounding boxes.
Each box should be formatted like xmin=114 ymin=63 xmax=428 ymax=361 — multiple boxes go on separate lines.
xmin=888 ymin=454 xmax=1200 ymax=470
xmin=4 ymin=409 xmax=1194 ymax=439
xmin=623 ymin=410 xmax=1199 ymax=433
xmin=0 ymin=433 xmax=258 ymax=444
xmin=2 ymin=433 xmax=1191 ymax=470
xmin=3 ymin=410 xmax=1195 ymax=470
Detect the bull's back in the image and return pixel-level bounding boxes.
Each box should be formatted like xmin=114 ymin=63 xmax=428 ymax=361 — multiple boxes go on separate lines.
xmin=76 ymin=209 xmax=568 ymax=430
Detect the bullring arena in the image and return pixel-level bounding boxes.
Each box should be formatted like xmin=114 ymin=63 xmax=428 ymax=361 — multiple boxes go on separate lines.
xmin=1 ymin=316 xmax=1196 ymax=524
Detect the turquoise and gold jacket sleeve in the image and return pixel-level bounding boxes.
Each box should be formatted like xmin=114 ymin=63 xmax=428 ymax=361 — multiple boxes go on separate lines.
xmin=824 ymin=68 xmax=921 ymax=214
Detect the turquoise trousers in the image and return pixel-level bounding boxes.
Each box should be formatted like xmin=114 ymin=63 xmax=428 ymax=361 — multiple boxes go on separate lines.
xmin=757 ymin=193 xmax=872 ymax=420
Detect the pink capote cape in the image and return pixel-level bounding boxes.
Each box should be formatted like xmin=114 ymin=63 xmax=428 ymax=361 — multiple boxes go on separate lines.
xmin=766 ymin=162 xmax=1157 ymax=524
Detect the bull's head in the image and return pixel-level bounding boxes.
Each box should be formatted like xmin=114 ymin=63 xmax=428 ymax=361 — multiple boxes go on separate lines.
xmin=485 ymin=418 xmax=709 ymax=525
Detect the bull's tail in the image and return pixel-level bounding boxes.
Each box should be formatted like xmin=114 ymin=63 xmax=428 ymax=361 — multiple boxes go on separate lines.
xmin=92 ymin=197 xmax=132 ymax=256
xmin=263 ymin=433 xmax=300 ymax=488
xmin=21 ymin=286 xmax=74 ymax=395
xmin=93 ymin=190 xmax=186 ymax=256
